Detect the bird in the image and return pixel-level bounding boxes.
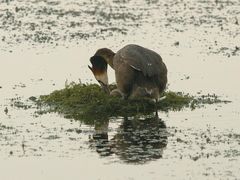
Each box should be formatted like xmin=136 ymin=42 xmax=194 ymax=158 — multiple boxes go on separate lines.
xmin=88 ymin=44 xmax=167 ymax=101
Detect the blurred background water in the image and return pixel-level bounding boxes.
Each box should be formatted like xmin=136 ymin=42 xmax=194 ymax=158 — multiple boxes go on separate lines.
xmin=0 ymin=0 xmax=240 ymax=179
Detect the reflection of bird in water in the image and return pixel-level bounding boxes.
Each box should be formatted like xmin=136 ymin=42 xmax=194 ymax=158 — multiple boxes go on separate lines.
xmin=113 ymin=114 xmax=168 ymax=163
xmin=89 ymin=44 xmax=167 ymax=101
xmin=89 ymin=113 xmax=168 ymax=164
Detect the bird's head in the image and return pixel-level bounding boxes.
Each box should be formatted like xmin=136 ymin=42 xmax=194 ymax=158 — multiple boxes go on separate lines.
xmin=94 ymin=48 xmax=115 ymax=69
xmin=88 ymin=55 xmax=110 ymax=94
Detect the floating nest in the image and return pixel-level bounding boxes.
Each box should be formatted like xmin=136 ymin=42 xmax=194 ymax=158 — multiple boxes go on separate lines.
xmin=34 ymin=82 xmax=230 ymax=121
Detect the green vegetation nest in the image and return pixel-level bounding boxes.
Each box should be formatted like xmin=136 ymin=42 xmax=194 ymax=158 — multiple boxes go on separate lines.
xmin=35 ymin=82 xmax=230 ymax=120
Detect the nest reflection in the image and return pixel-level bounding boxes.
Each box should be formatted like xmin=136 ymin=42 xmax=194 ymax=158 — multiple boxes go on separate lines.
xmin=90 ymin=113 xmax=168 ymax=164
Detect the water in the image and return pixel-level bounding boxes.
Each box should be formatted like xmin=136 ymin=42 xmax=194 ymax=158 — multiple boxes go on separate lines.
xmin=0 ymin=0 xmax=240 ymax=179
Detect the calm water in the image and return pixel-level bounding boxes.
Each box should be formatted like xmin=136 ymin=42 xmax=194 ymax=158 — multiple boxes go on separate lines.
xmin=0 ymin=0 xmax=240 ymax=179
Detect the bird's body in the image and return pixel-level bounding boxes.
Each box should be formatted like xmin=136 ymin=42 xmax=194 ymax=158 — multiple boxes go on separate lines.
xmin=89 ymin=44 xmax=167 ymax=100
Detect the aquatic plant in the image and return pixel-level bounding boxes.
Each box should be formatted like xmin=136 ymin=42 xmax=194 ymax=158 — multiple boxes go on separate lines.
xmin=34 ymin=82 xmax=230 ymax=121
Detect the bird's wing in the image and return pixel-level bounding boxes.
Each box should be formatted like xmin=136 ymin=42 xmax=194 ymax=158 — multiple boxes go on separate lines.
xmin=116 ymin=44 xmax=164 ymax=77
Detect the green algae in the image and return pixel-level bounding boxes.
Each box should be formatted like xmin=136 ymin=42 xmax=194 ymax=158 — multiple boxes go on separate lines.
xmin=35 ymin=82 xmax=230 ymax=121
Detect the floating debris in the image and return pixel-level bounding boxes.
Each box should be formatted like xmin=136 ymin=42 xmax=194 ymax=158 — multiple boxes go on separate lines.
xmin=9 ymin=96 xmax=33 ymax=110
xmin=4 ymin=107 xmax=8 ymax=114
xmin=174 ymin=41 xmax=179 ymax=46
xmin=29 ymin=96 xmax=37 ymax=102
xmin=212 ymin=46 xmax=240 ymax=57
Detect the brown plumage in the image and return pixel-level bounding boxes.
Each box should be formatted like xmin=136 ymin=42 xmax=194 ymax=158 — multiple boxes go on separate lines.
xmin=89 ymin=44 xmax=168 ymax=100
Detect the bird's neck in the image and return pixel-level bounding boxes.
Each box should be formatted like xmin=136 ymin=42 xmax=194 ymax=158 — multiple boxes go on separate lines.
xmin=105 ymin=56 xmax=114 ymax=69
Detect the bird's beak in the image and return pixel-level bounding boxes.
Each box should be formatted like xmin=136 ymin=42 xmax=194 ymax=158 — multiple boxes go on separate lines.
xmin=98 ymin=81 xmax=110 ymax=94
xmin=88 ymin=65 xmax=93 ymax=72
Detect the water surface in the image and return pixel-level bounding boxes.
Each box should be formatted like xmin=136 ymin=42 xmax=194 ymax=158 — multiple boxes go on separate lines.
xmin=0 ymin=0 xmax=240 ymax=179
